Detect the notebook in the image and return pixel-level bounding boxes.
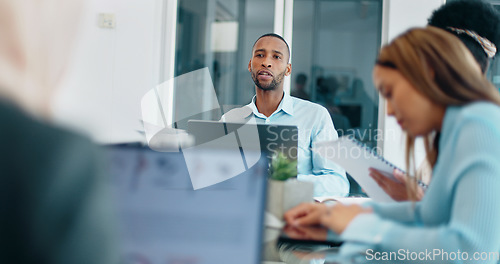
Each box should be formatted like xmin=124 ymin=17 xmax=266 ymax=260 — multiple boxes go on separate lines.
xmin=313 ymin=136 xmax=404 ymax=202
xmin=105 ymin=144 xmax=268 ymax=264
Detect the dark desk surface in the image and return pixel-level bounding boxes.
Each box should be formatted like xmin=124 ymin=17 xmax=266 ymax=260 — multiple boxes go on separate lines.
xmin=262 ymin=234 xmax=414 ymax=264
xmin=263 ymin=233 xmax=405 ymax=264
xmin=262 ymin=227 xmax=349 ymax=264
xmin=262 ymin=196 xmax=375 ymax=264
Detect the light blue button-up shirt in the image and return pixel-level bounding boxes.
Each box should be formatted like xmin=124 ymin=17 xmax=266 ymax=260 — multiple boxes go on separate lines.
xmin=222 ymin=92 xmax=349 ymax=197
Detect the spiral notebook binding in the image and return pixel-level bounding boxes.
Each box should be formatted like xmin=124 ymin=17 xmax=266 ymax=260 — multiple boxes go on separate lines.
xmin=343 ymin=136 xmax=430 ymax=189
xmin=344 ymin=136 xmax=405 ymax=173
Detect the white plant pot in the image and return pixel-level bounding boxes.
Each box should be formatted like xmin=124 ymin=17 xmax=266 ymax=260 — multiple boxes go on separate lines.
xmin=267 ymin=179 xmax=314 ymax=219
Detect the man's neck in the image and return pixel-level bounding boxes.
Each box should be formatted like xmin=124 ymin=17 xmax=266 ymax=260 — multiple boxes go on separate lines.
xmin=255 ymin=87 xmax=284 ymax=117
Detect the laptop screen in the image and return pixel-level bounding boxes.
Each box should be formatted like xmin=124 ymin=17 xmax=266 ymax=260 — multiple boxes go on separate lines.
xmin=105 ymin=144 xmax=268 ymax=264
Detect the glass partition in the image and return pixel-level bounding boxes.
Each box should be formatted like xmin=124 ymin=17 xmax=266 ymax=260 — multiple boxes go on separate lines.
xmin=174 ymin=0 xmax=275 ymax=129
xmin=173 ymin=0 xmax=382 ymax=149
xmin=291 ymin=0 xmax=382 ymax=148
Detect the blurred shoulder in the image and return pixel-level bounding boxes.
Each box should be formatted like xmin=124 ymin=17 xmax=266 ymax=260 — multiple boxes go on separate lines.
xmin=447 ymin=102 xmax=500 ymax=139
xmin=0 ymin=100 xmax=99 ymax=166
xmin=454 ymin=102 xmax=500 ymax=123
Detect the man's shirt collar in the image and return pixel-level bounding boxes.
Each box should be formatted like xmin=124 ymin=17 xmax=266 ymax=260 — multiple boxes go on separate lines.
xmin=247 ymin=92 xmax=294 ymax=118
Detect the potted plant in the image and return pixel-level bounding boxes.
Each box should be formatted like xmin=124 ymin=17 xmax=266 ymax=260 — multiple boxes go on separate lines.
xmin=267 ymin=152 xmax=314 ymax=219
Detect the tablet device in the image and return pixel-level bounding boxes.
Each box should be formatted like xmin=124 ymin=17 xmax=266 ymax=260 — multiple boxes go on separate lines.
xmin=278 ymin=225 xmax=343 ymax=247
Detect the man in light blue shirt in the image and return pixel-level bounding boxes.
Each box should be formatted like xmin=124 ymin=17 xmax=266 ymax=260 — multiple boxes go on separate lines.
xmin=223 ymin=33 xmax=348 ymax=197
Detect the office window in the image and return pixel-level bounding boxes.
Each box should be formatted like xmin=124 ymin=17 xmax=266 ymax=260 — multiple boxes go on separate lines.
xmin=173 ymin=0 xmax=274 ymax=129
xmin=172 ymin=0 xmax=382 ymax=145
xmin=291 ymin=0 xmax=382 ymax=147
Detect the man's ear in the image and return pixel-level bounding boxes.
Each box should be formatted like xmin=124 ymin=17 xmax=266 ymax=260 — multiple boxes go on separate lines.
xmin=248 ymin=60 xmax=252 ymax=72
xmin=285 ymin=63 xmax=292 ymax=76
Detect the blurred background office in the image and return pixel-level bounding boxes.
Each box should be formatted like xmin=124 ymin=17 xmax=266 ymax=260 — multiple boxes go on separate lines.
xmin=52 ymin=0 xmax=500 ymax=170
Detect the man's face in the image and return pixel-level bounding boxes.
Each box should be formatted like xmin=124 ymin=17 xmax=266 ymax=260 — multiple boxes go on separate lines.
xmin=248 ymin=36 xmax=291 ymax=91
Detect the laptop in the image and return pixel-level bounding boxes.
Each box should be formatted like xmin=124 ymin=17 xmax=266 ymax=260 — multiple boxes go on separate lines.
xmin=105 ymin=144 xmax=268 ymax=264
xmin=187 ymin=120 xmax=298 ymax=162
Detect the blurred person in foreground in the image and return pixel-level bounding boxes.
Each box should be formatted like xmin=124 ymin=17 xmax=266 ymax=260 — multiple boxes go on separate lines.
xmin=285 ymin=27 xmax=500 ymax=261
xmin=370 ymin=0 xmax=500 ymax=201
xmin=0 ymin=1 xmax=116 ymax=263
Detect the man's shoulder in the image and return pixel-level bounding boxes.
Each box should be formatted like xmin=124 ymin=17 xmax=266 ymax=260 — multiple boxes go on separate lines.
xmin=290 ymin=96 xmax=329 ymax=115
xmin=221 ymin=105 xmax=253 ymax=122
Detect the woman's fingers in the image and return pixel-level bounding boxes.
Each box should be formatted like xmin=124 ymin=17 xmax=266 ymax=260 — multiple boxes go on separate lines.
xmin=284 ymin=203 xmax=327 ymax=226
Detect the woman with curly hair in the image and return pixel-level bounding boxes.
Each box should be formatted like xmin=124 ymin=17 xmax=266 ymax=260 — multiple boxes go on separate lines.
xmin=371 ymin=0 xmax=500 ymax=202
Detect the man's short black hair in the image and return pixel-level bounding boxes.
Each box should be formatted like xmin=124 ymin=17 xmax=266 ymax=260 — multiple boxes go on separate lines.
xmin=428 ymin=0 xmax=500 ymax=72
xmin=252 ymin=33 xmax=291 ymax=62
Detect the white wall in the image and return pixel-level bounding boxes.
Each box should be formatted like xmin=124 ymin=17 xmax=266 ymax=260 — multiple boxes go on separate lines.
xmin=381 ymin=0 xmax=445 ymax=170
xmin=52 ymin=0 xmax=163 ymax=143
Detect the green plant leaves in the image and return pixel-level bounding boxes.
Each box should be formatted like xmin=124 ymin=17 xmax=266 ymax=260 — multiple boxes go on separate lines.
xmin=269 ymin=152 xmax=297 ymax=181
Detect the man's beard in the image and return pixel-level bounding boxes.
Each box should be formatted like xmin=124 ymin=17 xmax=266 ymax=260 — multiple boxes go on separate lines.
xmin=252 ymin=70 xmax=286 ymax=91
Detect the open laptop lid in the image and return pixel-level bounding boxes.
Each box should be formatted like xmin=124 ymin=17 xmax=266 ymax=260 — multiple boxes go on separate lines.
xmin=187 ymin=120 xmax=298 ymax=162
xmin=105 ymin=144 xmax=268 ymax=264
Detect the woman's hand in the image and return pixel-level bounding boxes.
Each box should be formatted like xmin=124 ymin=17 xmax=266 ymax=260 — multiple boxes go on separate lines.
xmin=370 ymin=168 xmax=412 ymax=201
xmin=284 ymin=202 xmax=372 ymax=235
xmin=283 ymin=224 xmax=328 ymax=241
xmin=320 ymin=203 xmax=371 ymax=234
xmin=284 ymin=203 xmax=328 ymax=226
